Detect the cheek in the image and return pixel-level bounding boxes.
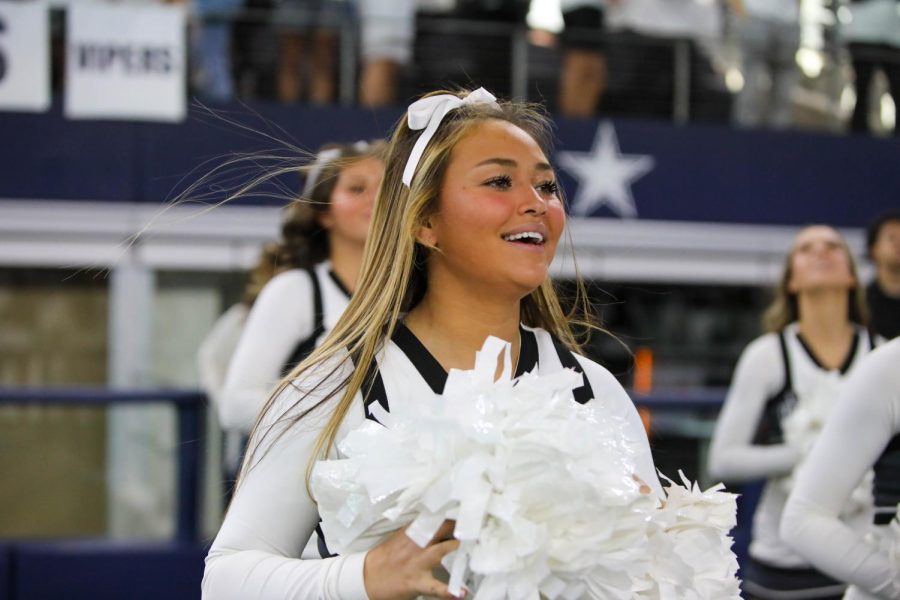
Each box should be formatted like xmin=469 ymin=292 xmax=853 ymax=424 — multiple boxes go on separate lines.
xmin=329 ymin=194 xmax=363 ymax=222
xmin=547 ymin=201 xmax=566 ymax=245
xmin=447 ymin=191 xmax=514 ymax=232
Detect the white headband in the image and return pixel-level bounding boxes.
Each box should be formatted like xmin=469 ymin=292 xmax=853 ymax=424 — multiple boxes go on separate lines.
xmin=401 ymin=87 xmax=498 ymax=187
xmin=302 ymin=141 xmax=371 ymax=198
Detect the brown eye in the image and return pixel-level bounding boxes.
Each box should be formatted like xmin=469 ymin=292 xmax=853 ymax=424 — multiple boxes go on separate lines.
xmin=537 ymin=180 xmax=560 ymax=197
xmin=484 ymin=175 xmax=512 ymax=189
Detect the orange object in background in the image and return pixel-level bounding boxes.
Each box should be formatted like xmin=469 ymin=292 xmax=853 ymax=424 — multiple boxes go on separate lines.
xmin=633 ymin=347 xmax=653 ymax=394
xmin=633 ymin=347 xmax=654 ymax=437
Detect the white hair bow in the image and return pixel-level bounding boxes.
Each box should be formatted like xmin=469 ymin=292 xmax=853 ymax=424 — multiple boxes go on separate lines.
xmin=302 ymin=141 xmax=371 ymax=198
xmin=402 ymin=87 xmax=498 ymax=187
xmin=302 ymin=148 xmax=343 ymax=198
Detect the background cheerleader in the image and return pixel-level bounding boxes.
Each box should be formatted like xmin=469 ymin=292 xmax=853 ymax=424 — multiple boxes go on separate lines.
xmin=708 ymin=224 xmax=879 ymax=600
xmin=781 ymin=337 xmax=900 ymax=599
xmin=218 ymin=140 xmax=386 ymax=436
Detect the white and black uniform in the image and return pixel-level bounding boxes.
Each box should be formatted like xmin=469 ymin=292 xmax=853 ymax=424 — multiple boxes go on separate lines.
xmin=708 ymin=323 xmax=879 ymax=599
xmin=220 ymin=261 xmax=351 ymax=435
xmin=782 ymin=338 xmax=900 ymax=600
xmin=202 ymin=323 xmax=662 ymax=600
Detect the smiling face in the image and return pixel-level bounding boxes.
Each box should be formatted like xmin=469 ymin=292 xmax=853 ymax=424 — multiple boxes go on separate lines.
xmin=318 ymin=156 xmax=384 ymax=248
xmin=787 ymin=225 xmax=857 ymax=295
xmin=416 ymin=119 xmax=566 ymax=300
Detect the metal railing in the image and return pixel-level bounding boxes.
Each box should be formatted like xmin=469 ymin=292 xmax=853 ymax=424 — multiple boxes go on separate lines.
xmin=0 ymin=388 xmax=206 ymax=544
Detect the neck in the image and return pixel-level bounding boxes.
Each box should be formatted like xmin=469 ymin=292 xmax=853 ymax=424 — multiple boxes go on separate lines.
xmin=404 ymin=278 xmax=522 ymax=373
xmin=876 ymin=264 xmax=900 ymax=298
xmin=796 ymin=288 xmax=853 ymax=343
xmin=327 ymin=235 xmax=365 ymax=293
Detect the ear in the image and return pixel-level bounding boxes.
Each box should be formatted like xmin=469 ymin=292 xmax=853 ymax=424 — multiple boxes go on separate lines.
xmin=316 ymin=209 xmax=334 ymax=231
xmin=786 ymin=275 xmax=799 ymax=294
xmin=415 ymin=217 xmax=438 ymax=249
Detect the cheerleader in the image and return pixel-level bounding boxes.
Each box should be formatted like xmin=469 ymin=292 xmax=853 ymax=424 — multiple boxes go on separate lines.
xmin=198 ymin=242 xmax=285 ymax=473
xmin=198 ymin=242 xmax=282 ymax=407
xmin=781 ymin=338 xmax=900 ymax=599
xmin=218 ymin=141 xmax=387 ymax=435
xmin=708 ymin=224 xmax=880 ymax=600
xmin=201 ymin=88 xmax=662 ymax=599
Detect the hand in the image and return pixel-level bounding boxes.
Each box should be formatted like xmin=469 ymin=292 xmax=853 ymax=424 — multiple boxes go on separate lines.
xmin=363 ymin=520 xmax=465 ymax=600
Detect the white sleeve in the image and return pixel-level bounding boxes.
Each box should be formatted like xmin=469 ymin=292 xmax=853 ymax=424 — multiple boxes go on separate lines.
xmin=707 ymin=335 xmax=801 ymax=483
xmin=202 ymin=369 xmax=371 ymax=600
xmin=220 ymin=271 xmax=316 ymax=433
xmin=197 ymin=304 xmax=247 ymax=403
xmin=781 ymin=341 xmax=900 ymax=599
xmin=576 ymin=355 xmax=664 ymax=498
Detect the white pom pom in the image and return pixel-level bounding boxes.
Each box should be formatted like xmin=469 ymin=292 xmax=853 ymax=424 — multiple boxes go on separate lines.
xmin=312 ymin=336 xmax=741 ymax=598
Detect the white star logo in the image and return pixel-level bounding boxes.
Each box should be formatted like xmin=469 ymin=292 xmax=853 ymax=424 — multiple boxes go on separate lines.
xmin=557 ymin=122 xmax=655 ymax=218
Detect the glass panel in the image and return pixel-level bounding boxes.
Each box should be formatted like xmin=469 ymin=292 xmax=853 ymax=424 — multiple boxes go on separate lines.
xmin=0 ymin=268 xmax=108 ymax=537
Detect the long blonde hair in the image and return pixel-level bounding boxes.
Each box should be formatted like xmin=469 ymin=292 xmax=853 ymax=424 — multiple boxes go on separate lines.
xmin=762 ymin=225 xmax=868 ymax=332
xmin=242 ymin=90 xmax=599 ymax=486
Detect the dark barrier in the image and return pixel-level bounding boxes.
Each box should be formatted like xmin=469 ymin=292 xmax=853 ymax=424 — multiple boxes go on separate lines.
xmin=12 ymin=540 xmax=208 ymax=600
xmin=0 ymin=543 xmax=10 ymax=600
xmin=0 ymin=388 xmax=208 ymax=600
xmin=0 ymin=388 xmax=206 ymax=544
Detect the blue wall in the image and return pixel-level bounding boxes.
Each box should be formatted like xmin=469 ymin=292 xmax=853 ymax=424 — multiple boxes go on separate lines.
xmin=1 ymin=101 xmax=897 ymax=227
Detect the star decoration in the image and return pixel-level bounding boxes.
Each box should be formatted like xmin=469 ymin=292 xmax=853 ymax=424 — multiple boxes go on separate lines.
xmin=557 ymin=122 xmax=655 ymax=218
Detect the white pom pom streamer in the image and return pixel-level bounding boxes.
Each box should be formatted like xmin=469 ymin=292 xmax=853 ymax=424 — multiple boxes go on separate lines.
xmin=780 ymin=373 xmax=874 ymax=518
xmin=312 ymin=336 xmax=741 ymax=599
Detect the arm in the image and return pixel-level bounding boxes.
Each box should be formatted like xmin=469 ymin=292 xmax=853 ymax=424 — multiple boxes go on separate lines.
xmin=219 ymin=271 xmax=315 ymax=433
xmin=197 ymin=304 xmax=247 ymax=403
xmin=203 ymin=378 xmax=370 ymax=600
xmin=781 ymin=342 xmax=900 ymax=599
xmin=576 ymin=356 xmax=664 ymax=498
xmin=707 ymin=335 xmax=801 ymax=483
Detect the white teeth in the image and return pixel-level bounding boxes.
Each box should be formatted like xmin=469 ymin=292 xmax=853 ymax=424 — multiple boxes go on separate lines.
xmin=502 ymin=231 xmax=544 ymax=243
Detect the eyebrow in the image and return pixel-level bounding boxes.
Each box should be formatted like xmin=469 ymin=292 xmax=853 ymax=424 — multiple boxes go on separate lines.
xmin=474 ymin=158 xmax=553 ymax=172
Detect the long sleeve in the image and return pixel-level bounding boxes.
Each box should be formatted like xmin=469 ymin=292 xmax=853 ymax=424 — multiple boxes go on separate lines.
xmin=219 ymin=271 xmax=316 ymax=433
xmin=197 ymin=303 xmax=248 ymax=403
xmin=576 ymin=355 xmax=664 ymax=499
xmin=707 ymin=335 xmax=801 ymax=483
xmin=781 ymin=340 xmax=900 ymax=599
xmin=203 ymin=364 xmax=371 ymax=600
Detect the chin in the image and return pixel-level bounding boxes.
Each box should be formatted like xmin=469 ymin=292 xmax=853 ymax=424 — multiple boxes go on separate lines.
xmin=512 ymin=275 xmax=549 ymax=297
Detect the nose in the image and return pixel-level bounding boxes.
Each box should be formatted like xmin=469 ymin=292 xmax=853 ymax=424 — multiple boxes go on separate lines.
xmin=519 ymin=186 xmax=548 ymax=216
xmin=364 ymin=182 xmax=378 ymax=206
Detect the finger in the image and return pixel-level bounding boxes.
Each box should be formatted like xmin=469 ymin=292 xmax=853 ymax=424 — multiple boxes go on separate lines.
xmin=632 ymin=473 xmax=652 ymax=495
xmin=423 ymin=538 xmax=461 ymax=566
xmin=419 ymin=576 xmax=467 ymax=600
xmin=427 ymin=519 xmax=456 ymax=545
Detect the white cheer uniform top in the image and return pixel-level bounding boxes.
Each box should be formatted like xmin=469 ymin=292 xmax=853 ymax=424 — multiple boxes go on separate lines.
xmin=202 ymin=324 xmax=661 ymax=600
xmin=782 ymin=338 xmax=900 ymax=600
xmin=219 ymin=261 xmax=351 ymax=434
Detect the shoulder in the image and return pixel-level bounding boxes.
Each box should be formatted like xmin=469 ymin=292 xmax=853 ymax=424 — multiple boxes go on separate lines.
xmin=738 ymin=331 xmax=782 ymax=368
xmin=259 ymin=269 xmax=315 ymax=300
xmin=222 ymin=302 xmax=250 ymax=322
xmin=246 ymin=269 xmax=317 ymax=326
xmin=525 ymin=326 xmax=629 ymax=402
xmin=857 ymin=338 xmax=900 ymax=382
xmin=262 ymin=349 xmax=356 ymax=431
xmin=570 ymin=351 xmax=626 ymax=398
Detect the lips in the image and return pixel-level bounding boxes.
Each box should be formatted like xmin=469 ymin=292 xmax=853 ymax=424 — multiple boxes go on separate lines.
xmin=502 ymin=231 xmax=544 ymax=244
xmin=500 ymin=223 xmax=549 ymax=246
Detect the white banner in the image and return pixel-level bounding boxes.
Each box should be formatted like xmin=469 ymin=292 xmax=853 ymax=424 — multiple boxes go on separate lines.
xmin=65 ymin=2 xmax=186 ymax=122
xmin=0 ymin=1 xmax=51 ymax=113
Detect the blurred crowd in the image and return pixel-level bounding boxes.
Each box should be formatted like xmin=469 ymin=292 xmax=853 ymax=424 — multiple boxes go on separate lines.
xmin=162 ymin=0 xmax=900 ymax=133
